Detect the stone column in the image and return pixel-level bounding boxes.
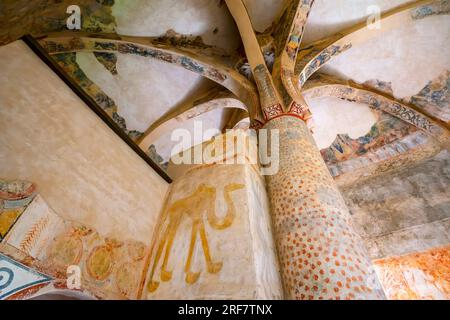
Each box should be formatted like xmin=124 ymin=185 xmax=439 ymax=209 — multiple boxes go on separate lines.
xmin=264 ymin=115 xmax=385 ymax=300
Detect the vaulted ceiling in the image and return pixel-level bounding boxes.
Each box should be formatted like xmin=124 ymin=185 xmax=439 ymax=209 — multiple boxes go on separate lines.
xmin=1 ymin=0 xmax=448 ymax=183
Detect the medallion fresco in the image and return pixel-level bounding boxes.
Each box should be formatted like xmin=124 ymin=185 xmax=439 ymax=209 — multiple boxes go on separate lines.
xmin=1 ymin=190 xmax=150 ymax=300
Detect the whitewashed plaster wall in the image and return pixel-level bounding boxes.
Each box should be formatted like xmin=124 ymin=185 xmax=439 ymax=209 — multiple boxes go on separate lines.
xmin=321 ymin=14 xmax=450 ymax=99
xmin=303 ymin=0 xmax=411 ymax=44
xmin=113 ymin=0 xmax=241 ymax=54
xmin=243 ymin=0 xmax=290 ymax=32
xmin=306 ymin=96 xmax=379 ymax=149
xmin=76 ymin=51 xmax=216 ymax=133
xmin=153 ymin=107 xmax=232 ymax=162
xmin=0 ymin=41 xmax=169 ymax=244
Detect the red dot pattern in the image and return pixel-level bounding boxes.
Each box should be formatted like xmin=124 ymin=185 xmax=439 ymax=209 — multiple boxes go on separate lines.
xmin=265 ymin=116 xmax=385 ymax=300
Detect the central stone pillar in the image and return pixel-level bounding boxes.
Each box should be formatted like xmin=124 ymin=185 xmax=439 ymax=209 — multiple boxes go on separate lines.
xmin=264 ymin=115 xmax=385 ymax=300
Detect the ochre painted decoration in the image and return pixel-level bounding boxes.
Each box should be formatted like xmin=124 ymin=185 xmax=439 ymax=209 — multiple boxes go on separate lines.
xmin=48 ymin=226 xmax=91 ymax=267
xmin=288 ymin=101 xmax=310 ymax=119
xmin=0 ymin=209 xmax=22 ymax=240
xmin=147 ymin=183 xmax=244 ymax=293
xmin=278 ymin=0 xmax=314 ymax=124
xmin=2 ymin=191 xmax=150 ymax=300
xmin=53 ymin=53 xmax=143 ymax=141
xmin=115 ymin=262 xmax=140 ymax=298
xmin=225 ymin=0 xmax=388 ymax=299
xmin=86 ymin=244 xmax=115 ymax=281
xmin=374 ymin=246 xmax=450 ymax=300
xmin=0 ymin=179 xmax=36 ymax=241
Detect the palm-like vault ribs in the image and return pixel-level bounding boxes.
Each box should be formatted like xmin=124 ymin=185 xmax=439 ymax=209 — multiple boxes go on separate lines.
xmin=35 ymin=0 xmax=449 ymax=152
xmin=225 ymin=0 xmax=315 ymax=130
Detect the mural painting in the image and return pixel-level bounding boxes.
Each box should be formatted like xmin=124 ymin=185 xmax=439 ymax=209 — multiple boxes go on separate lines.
xmin=0 ymin=253 xmax=52 ymax=300
xmin=374 ymin=246 xmax=450 ymax=299
xmin=301 ymin=43 xmax=352 ymax=86
xmin=411 ymin=1 xmax=450 ymax=20
xmin=0 ymin=0 xmax=117 ymax=46
xmin=320 ymin=113 xmax=418 ymax=165
xmin=264 ymin=116 xmax=386 ymax=299
xmin=253 ymin=64 xmax=283 ymax=120
xmin=0 ymin=179 xmax=36 ymax=242
xmin=409 ymin=70 xmax=450 ymax=122
xmin=93 ymin=52 xmax=118 ymax=75
xmin=53 ymin=53 xmax=143 ymax=141
xmin=1 ymin=188 xmax=150 ymax=300
xmin=147 ymin=183 xmax=244 ymax=293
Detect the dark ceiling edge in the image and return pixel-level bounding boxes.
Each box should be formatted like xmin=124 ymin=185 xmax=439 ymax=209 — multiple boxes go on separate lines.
xmin=21 ymin=34 xmax=173 ymax=184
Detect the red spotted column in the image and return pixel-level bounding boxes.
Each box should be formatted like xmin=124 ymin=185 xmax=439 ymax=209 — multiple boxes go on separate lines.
xmin=264 ymin=115 xmax=385 ymax=300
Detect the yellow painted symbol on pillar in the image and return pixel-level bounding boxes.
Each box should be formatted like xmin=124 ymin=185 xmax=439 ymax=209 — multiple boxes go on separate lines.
xmin=147 ymin=183 xmax=244 ymax=293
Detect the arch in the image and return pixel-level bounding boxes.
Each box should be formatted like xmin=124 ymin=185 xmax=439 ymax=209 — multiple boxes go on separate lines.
xmin=37 ymin=32 xmax=260 ymax=120
xmin=295 ymin=0 xmax=437 ymax=86
xmin=303 ymin=75 xmax=450 ymax=148
xmin=138 ymin=93 xmax=248 ymax=151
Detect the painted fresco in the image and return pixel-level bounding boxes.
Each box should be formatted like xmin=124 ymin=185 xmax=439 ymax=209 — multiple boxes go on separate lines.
xmin=0 ymin=0 xmax=116 ymax=45
xmin=320 ymin=113 xmax=417 ymax=165
xmin=411 ymin=1 xmax=450 ymax=20
xmin=53 ymin=53 xmax=143 ymax=141
xmin=2 ymin=194 xmax=150 ymax=300
xmin=409 ymin=70 xmax=450 ymax=122
xmin=0 ymin=0 xmax=449 ymax=302
xmin=0 ymin=1 xmax=146 ymax=143
xmin=0 ymin=253 xmax=52 ymax=300
xmin=301 ymin=43 xmax=352 ymax=86
xmin=374 ymin=246 xmax=450 ymax=300
xmin=147 ymin=145 xmax=168 ymax=170
xmin=93 ymin=52 xmax=118 ymax=75
xmin=265 ymin=116 xmax=386 ymax=299
xmin=0 ymin=179 xmax=36 ymax=242
xmin=147 ymin=183 xmax=244 ymax=292
xmin=317 ymin=69 xmax=449 ymax=169
xmin=43 ymin=38 xmax=230 ymax=85
xmin=143 ymin=156 xmax=283 ymax=300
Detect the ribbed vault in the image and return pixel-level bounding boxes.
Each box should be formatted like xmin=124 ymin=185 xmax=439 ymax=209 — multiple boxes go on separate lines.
xmin=0 ymin=0 xmax=448 ymax=181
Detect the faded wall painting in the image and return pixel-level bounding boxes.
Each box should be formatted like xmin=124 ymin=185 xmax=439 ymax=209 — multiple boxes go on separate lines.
xmin=409 ymin=70 xmax=450 ymax=123
xmin=1 ymin=191 xmax=150 ymax=300
xmin=144 ymin=161 xmax=282 ymax=300
xmin=0 ymin=253 xmax=52 ymax=300
xmin=0 ymin=179 xmax=36 ymax=242
xmin=0 ymin=0 xmax=116 ymax=45
xmin=53 ymin=53 xmax=143 ymax=141
xmin=147 ymin=182 xmax=244 ymax=292
xmin=374 ymin=246 xmax=450 ymax=300
xmin=320 ymin=112 xmax=417 ymax=165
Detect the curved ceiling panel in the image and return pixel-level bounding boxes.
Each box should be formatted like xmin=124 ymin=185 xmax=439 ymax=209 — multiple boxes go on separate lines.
xmin=320 ymin=14 xmax=450 ymax=99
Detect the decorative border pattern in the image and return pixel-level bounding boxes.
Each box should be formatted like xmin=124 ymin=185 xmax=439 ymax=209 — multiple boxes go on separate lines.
xmin=262 ymin=104 xmax=284 ymax=121
xmin=0 ymin=253 xmax=52 ymax=300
